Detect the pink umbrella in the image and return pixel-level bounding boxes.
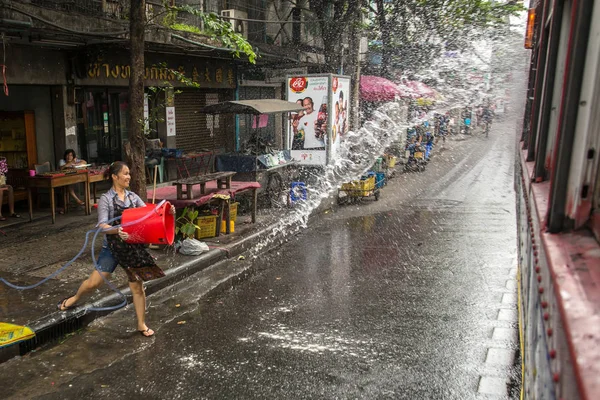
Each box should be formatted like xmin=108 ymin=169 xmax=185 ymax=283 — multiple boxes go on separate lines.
xmin=396 ymin=82 xmax=420 ymax=99
xmin=360 ymin=75 xmax=403 ymax=102
xmin=404 ymin=80 xmax=437 ymax=98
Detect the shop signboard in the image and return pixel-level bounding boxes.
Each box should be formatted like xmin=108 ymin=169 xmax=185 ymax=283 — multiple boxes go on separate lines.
xmin=166 ymin=107 xmax=176 ymax=137
xmin=286 ymin=74 xmax=351 ymax=166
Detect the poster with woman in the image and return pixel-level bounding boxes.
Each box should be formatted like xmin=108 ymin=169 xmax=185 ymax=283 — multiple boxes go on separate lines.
xmin=330 ymin=76 xmax=350 ymax=159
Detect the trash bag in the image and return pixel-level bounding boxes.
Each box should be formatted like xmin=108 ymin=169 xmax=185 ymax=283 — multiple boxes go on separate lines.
xmin=177 ymin=238 xmax=210 ymax=256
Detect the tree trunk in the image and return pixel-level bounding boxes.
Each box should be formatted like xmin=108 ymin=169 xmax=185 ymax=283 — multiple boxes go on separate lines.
xmin=375 ymin=0 xmax=391 ymax=78
xmin=127 ymin=0 xmax=147 ymax=201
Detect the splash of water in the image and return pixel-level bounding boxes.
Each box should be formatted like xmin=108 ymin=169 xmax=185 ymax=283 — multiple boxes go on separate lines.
xmin=250 ymin=102 xmax=410 ymax=256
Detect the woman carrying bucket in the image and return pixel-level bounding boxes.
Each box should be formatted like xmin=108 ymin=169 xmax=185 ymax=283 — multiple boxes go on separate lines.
xmin=57 ymin=161 xmax=174 ymax=337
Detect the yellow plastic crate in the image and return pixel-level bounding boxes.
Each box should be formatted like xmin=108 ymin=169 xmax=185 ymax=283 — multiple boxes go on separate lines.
xmin=341 ymin=181 xmax=361 ymax=192
xmin=387 ymin=156 xmax=397 ymax=168
xmin=341 ymin=176 xmax=375 ymax=196
xmin=195 ymin=215 xmax=217 ymax=239
xmin=360 ymin=176 xmax=375 ymax=191
xmin=228 ymin=202 xmax=239 ymax=223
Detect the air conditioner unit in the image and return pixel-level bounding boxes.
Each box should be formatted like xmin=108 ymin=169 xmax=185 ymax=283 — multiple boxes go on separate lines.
xmin=220 ymin=9 xmax=248 ymax=39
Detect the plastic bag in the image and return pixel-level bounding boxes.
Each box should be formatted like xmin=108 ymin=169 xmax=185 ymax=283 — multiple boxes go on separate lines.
xmin=177 ymin=238 xmax=210 ymax=256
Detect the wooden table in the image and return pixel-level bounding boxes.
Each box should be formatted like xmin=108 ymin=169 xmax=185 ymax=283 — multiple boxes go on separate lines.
xmin=28 ymin=172 xmax=90 ymax=224
xmin=88 ymin=172 xmax=108 ymax=213
xmin=172 ymin=171 xmax=236 ymax=200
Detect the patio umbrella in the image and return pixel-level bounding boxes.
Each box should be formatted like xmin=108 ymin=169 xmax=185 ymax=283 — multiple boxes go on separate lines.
xmin=404 ymin=80 xmax=437 ymax=98
xmin=395 ymin=82 xmax=420 ymax=99
xmin=360 ymin=75 xmax=403 ymax=102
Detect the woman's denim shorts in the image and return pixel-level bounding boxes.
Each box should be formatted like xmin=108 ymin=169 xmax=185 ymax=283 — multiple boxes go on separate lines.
xmin=96 ymin=246 xmax=118 ymax=273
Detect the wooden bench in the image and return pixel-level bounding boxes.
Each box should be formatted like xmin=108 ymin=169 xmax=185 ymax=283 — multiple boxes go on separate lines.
xmin=172 ymin=171 xmax=236 ymax=200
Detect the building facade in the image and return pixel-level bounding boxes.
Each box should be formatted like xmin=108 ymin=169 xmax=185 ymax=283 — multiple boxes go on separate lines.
xmin=0 ymin=0 xmax=325 ymax=172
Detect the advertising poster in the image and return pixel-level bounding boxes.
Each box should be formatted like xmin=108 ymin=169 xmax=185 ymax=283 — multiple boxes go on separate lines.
xmin=287 ymin=75 xmax=329 ymax=165
xmin=329 ymin=76 xmax=350 ymax=159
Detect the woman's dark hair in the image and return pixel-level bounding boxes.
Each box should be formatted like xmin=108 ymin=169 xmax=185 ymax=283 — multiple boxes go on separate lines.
xmin=104 ymin=161 xmax=128 ymax=182
xmin=63 ymin=149 xmax=76 ymax=160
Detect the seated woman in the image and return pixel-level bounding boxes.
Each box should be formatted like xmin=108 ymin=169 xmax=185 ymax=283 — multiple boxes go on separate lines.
xmin=0 ymin=185 xmax=21 ymax=221
xmin=59 ymin=149 xmax=87 ymax=207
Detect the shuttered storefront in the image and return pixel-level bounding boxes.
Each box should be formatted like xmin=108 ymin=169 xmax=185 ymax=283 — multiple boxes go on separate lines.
xmin=174 ymin=89 xmax=235 ymax=153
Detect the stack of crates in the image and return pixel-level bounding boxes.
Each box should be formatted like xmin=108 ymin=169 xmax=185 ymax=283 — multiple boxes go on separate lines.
xmin=341 ymin=175 xmax=375 ymax=197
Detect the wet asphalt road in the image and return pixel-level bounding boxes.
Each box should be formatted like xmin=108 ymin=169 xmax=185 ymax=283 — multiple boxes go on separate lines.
xmin=1 ymin=120 xmax=520 ymax=399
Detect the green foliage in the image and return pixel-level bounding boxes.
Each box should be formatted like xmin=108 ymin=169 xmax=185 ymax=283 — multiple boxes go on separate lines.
xmin=166 ymin=5 xmax=257 ymax=64
xmin=170 ymin=23 xmax=203 ymax=35
xmin=367 ymin=0 xmax=526 ymax=74
xmin=175 ymin=207 xmax=200 ymax=239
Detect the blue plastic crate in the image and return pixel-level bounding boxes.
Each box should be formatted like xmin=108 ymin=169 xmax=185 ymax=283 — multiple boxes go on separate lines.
xmin=375 ymin=172 xmax=385 ymax=188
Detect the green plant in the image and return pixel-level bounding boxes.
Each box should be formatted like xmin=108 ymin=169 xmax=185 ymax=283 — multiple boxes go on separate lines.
xmin=170 ymin=23 xmax=203 ymax=35
xmin=175 ymin=207 xmax=200 ymax=239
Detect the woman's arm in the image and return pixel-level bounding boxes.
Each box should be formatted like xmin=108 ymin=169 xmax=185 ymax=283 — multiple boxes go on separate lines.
xmin=97 ymin=195 xmax=119 ymax=235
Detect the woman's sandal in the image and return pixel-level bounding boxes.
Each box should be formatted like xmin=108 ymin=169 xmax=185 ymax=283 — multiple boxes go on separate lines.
xmin=138 ymin=328 xmax=155 ymax=337
xmin=57 ymin=296 xmax=76 ymax=311
xmin=9 ymin=213 xmax=20 ymax=218
xmin=0 ymin=216 xmax=6 ymax=221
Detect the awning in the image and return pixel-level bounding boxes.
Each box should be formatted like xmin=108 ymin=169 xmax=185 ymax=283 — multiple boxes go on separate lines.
xmin=198 ymin=99 xmax=304 ymax=115
xmin=360 ymin=75 xmax=403 ymax=102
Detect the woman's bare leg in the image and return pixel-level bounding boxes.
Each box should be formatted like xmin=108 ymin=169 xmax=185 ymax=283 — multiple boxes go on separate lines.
xmin=129 ymin=280 xmax=153 ymax=336
xmin=69 ymin=186 xmax=83 ymax=204
xmin=60 ymin=270 xmax=111 ymax=309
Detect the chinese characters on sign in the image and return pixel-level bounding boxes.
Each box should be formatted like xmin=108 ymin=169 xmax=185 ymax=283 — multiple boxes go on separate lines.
xmin=85 ymin=60 xmax=235 ymax=88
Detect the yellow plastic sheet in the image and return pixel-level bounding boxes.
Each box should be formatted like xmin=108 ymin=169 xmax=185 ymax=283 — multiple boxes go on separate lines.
xmin=0 ymin=322 xmax=35 ymax=348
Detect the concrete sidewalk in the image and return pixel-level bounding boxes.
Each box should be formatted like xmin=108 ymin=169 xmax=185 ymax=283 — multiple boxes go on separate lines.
xmin=0 ymin=205 xmax=294 ymax=363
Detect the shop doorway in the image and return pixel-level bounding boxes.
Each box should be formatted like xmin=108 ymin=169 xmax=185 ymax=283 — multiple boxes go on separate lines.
xmin=77 ymin=89 xmax=129 ymax=164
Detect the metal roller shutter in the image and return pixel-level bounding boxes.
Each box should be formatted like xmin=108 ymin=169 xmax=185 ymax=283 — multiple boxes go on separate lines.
xmin=175 ymin=89 xmax=235 ymax=153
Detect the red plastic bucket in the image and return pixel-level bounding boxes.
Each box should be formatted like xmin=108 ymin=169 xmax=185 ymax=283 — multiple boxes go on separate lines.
xmin=121 ymin=202 xmax=175 ymax=245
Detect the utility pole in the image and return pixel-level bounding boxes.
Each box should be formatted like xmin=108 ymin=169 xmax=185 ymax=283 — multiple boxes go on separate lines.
xmin=128 ymin=0 xmax=147 ymax=200
xmin=348 ymin=7 xmax=363 ymax=131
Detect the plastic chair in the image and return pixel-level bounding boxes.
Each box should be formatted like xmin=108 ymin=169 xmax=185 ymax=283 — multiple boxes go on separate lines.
xmin=146 ymin=157 xmax=164 ymax=184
